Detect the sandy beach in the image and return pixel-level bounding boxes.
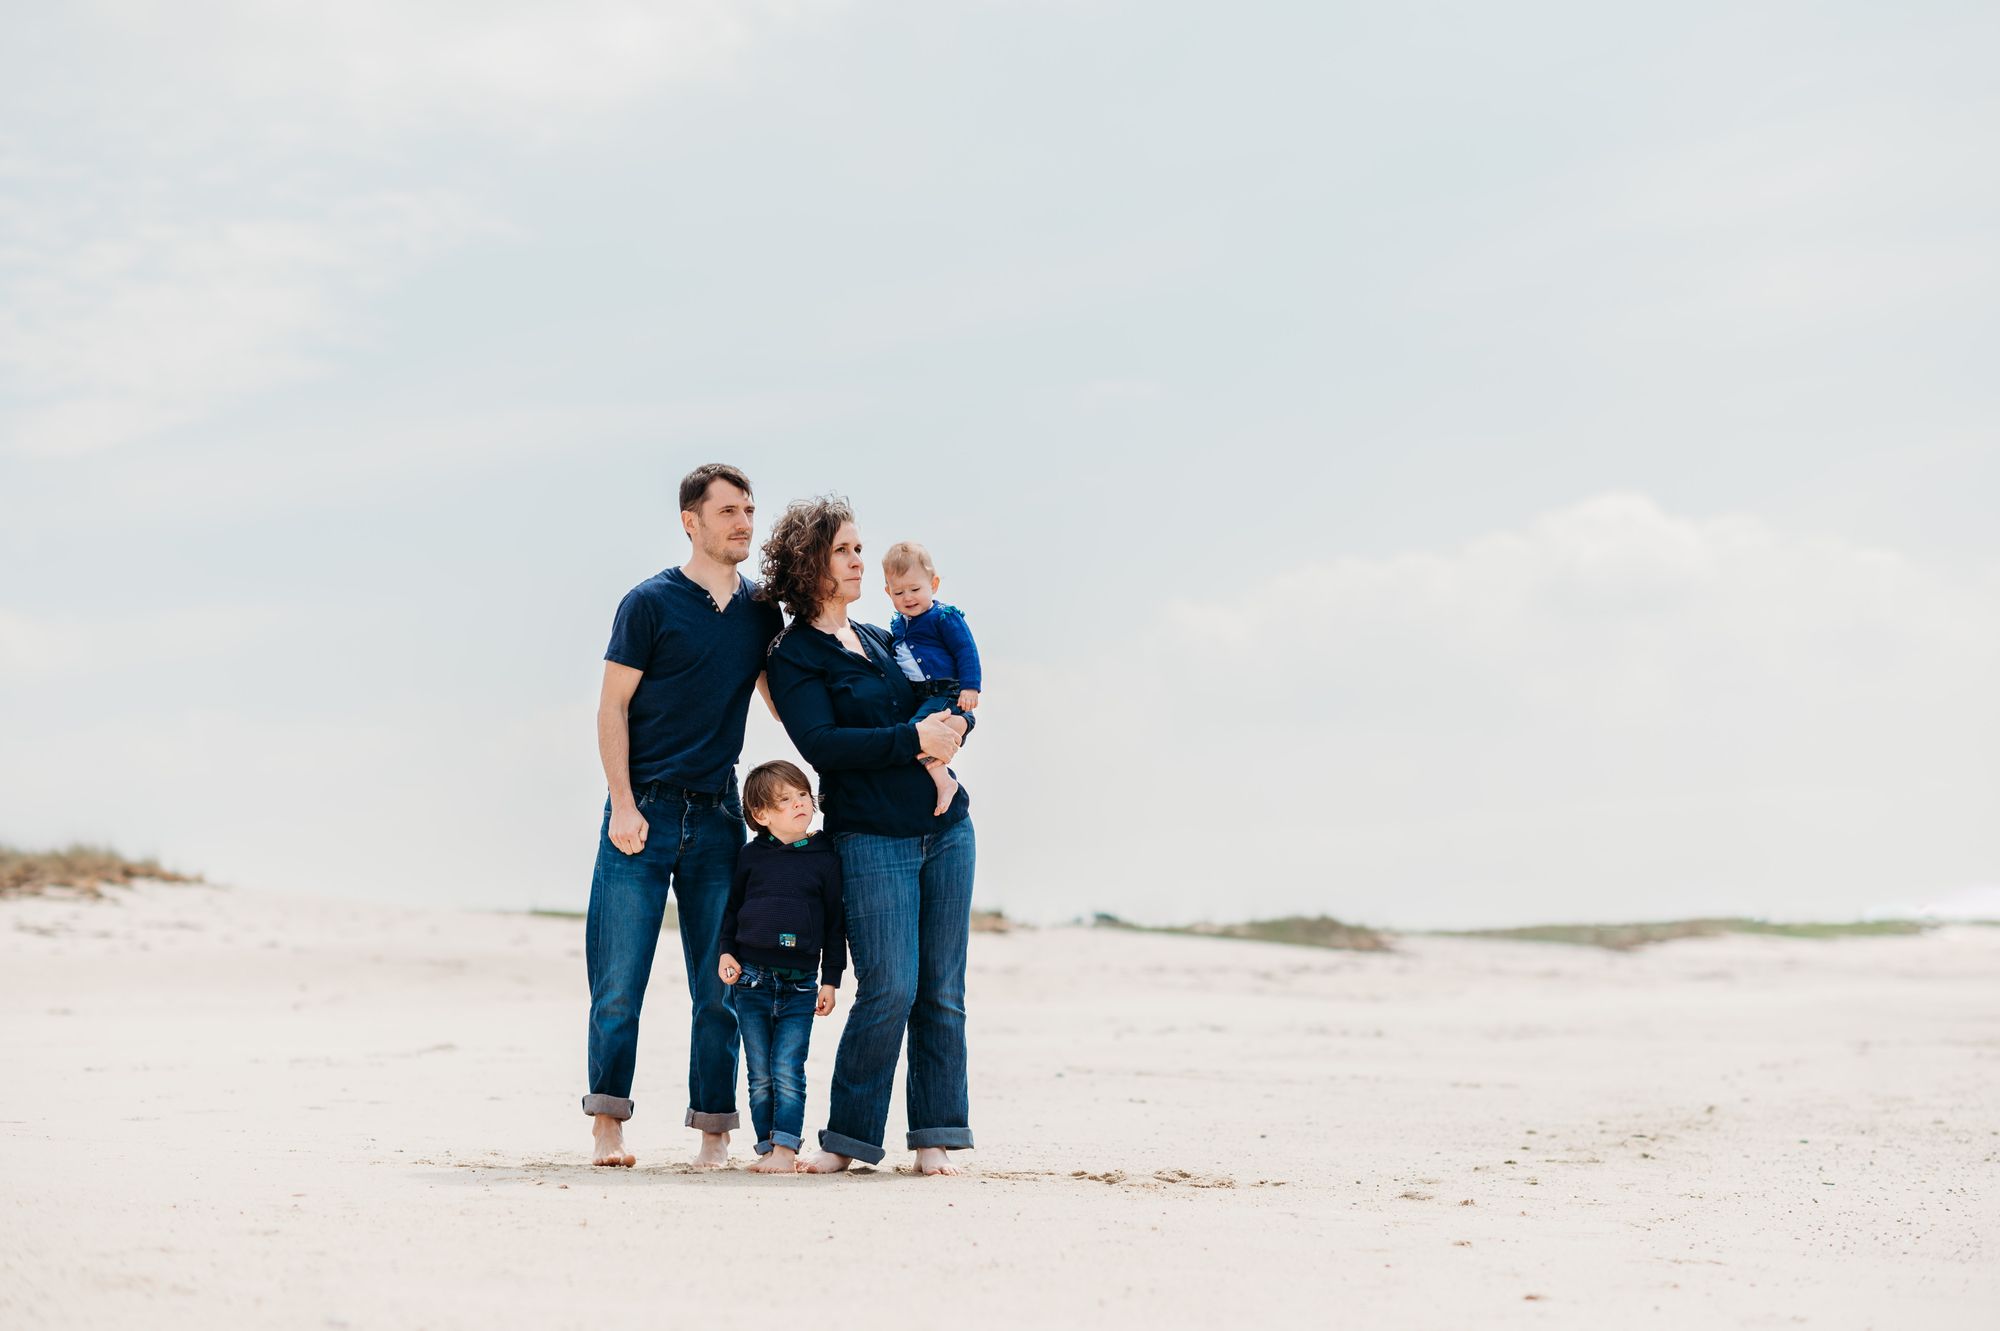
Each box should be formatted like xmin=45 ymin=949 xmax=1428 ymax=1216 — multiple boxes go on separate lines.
xmin=3 ymin=881 xmax=1995 ymax=1329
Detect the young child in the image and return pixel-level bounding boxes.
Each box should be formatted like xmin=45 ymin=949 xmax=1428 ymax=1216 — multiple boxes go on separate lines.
xmin=882 ymin=541 xmax=983 ymax=816
xmin=716 ymin=760 xmax=846 ymax=1174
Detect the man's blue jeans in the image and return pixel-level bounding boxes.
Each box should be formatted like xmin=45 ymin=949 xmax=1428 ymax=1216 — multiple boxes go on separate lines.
xmin=730 ymin=965 xmax=818 ymax=1154
xmin=582 ymin=781 xmax=743 ymax=1130
xmin=819 ymin=817 xmax=977 ymax=1164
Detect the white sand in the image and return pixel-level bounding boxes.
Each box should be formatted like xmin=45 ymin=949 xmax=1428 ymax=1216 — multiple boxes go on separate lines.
xmin=3 ymin=882 xmax=1996 ymax=1329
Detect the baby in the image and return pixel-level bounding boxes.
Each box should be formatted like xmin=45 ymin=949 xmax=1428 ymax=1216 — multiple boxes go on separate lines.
xmin=882 ymin=541 xmax=982 ymax=816
xmin=716 ymin=760 xmax=846 ymax=1174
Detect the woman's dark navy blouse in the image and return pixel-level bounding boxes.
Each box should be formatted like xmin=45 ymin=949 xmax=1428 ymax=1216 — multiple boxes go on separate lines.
xmin=766 ymin=620 xmax=972 ymax=839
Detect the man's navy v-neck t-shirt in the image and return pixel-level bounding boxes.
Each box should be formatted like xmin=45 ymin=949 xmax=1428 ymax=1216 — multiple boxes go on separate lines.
xmin=604 ymin=567 xmax=782 ymax=794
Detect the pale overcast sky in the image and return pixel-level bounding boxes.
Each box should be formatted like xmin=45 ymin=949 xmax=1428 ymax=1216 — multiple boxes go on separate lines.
xmin=3 ymin=1 xmax=1996 ymax=927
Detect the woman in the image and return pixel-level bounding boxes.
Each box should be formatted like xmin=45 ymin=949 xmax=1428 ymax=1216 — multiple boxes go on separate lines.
xmin=759 ymin=495 xmax=976 ymax=1175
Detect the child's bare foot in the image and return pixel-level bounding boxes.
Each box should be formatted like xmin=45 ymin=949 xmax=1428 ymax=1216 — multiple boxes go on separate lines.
xmin=691 ymin=1130 xmax=731 ymax=1169
xmin=591 ymin=1114 xmax=635 ymax=1167
xmin=915 ymin=1147 xmax=960 ymax=1175
xmin=748 ymin=1146 xmax=799 ymax=1174
xmin=927 ymin=764 xmax=959 ymax=816
xmin=796 ymin=1151 xmax=854 ymax=1174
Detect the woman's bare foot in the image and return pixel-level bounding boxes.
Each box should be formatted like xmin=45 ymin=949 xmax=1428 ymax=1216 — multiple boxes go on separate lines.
xmin=691 ymin=1131 xmax=731 ymax=1169
xmin=915 ymin=1147 xmax=961 ymax=1175
xmin=591 ymin=1114 xmax=635 ymax=1167
xmin=796 ymin=1151 xmax=854 ymax=1174
xmin=748 ymin=1146 xmax=799 ymax=1174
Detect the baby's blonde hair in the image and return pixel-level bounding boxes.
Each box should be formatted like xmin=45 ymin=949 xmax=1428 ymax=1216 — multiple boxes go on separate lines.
xmin=881 ymin=541 xmax=936 ymax=579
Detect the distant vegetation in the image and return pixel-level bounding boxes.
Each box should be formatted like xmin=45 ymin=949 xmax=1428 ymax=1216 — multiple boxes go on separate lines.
xmin=0 ymin=844 xmax=200 ymax=899
xmin=970 ymin=909 xmax=1014 ymax=934
xmin=522 ymin=904 xmax=1017 ymax=934
xmin=1093 ymin=912 xmax=1390 ymax=953
xmin=1085 ymin=911 xmax=1948 ymax=954
xmin=525 ymin=904 xmax=678 ymax=930
xmin=1434 ymin=917 xmax=1932 ymax=951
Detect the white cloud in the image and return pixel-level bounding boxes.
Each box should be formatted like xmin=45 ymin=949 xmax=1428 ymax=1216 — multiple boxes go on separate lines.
xmin=0 ymin=393 xmax=861 ymax=539
xmin=1 ymin=1 xmax=846 ymax=457
xmin=1 ymin=494 xmax=1990 ymax=929
xmin=1411 ymin=89 xmax=2000 ymax=354
xmin=74 ymin=0 xmax=847 ymax=132
xmin=0 ymin=189 xmax=496 ymax=456
xmin=1174 ymin=494 xmax=1995 ymax=719
xmin=0 ymin=605 xmax=284 ymax=679
xmin=0 ymin=698 xmax=601 ymax=908
xmin=981 ymin=495 xmax=2000 ymax=927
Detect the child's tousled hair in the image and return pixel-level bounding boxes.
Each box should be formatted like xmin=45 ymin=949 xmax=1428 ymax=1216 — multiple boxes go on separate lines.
xmin=880 ymin=541 xmax=936 ymax=580
xmin=742 ymin=760 xmax=815 ymax=837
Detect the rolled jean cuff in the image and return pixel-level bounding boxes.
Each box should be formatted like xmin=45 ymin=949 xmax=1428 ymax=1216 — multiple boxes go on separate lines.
xmin=755 ymin=1131 xmax=804 ymax=1155
xmin=906 ymin=1127 xmax=974 ymax=1151
xmin=817 ymin=1128 xmax=886 ymax=1166
xmin=582 ymin=1094 xmax=633 ymax=1120
xmin=685 ymin=1107 xmax=741 ymax=1133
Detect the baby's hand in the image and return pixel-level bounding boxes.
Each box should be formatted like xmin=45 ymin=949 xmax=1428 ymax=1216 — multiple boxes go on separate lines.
xmin=957 ymin=688 xmax=979 ymax=711
xmin=815 ymin=985 xmax=837 ymax=1016
xmin=718 ymin=953 xmax=741 ymax=985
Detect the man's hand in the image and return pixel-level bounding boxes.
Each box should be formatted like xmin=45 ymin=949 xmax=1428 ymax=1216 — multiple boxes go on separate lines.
xmin=815 ymin=985 xmax=838 ymax=1016
xmin=916 ymin=711 xmax=962 ymax=763
xmin=609 ymin=803 xmax=649 ymax=856
xmin=718 ymin=954 xmax=742 ymax=986
xmin=956 ymin=688 xmax=979 ymax=711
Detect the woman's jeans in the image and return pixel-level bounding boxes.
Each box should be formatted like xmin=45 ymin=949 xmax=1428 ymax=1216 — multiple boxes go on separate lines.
xmin=819 ymin=817 xmax=977 ymax=1164
xmin=730 ymin=965 xmax=819 ymax=1154
xmin=581 ymin=781 xmax=744 ymax=1130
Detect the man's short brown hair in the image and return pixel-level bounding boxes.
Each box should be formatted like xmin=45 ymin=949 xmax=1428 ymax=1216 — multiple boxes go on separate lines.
xmin=679 ymin=463 xmax=753 ymax=515
xmin=742 ymin=760 xmax=814 ymax=837
xmin=881 ymin=541 xmax=936 ymax=579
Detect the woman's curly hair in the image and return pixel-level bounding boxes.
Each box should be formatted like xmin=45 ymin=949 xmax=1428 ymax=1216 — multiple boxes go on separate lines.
xmin=758 ymin=494 xmax=855 ymax=624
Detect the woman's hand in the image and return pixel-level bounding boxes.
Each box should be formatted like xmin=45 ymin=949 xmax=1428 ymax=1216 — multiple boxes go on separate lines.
xmin=717 ymin=954 xmax=741 ymax=985
xmin=815 ymin=985 xmax=838 ymax=1016
xmin=916 ymin=711 xmax=962 ymax=763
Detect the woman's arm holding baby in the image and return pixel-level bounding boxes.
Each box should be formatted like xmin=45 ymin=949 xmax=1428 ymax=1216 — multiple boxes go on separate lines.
xmin=769 ymin=643 xmax=963 ymax=770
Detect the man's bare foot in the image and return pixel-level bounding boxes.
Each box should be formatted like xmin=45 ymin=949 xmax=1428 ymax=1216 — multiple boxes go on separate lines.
xmin=691 ymin=1131 xmax=731 ymax=1169
xmin=915 ymin=1147 xmax=961 ymax=1175
xmin=591 ymin=1114 xmax=635 ymax=1167
xmin=928 ymin=766 xmax=959 ymax=816
xmin=748 ymin=1145 xmax=799 ymax=1174
xmin=796 ymin=1150 xmax=854 ymax=1174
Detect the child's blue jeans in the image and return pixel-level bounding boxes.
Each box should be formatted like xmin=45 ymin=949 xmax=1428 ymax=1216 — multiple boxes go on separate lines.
xmin=730 ymin=964 xmax=819 ymax=1154
xmin=911 ymin=677 xmax=966 ymax=726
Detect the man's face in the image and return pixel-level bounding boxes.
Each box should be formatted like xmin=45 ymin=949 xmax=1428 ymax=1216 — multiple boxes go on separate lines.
xmin=886 ymin=568 xmax=938 ymax=618
xmin=684 ymin=481 xmax=755 ymax=565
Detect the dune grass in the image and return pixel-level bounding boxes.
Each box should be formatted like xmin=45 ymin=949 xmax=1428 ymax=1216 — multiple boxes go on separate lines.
xmin=1089 ymin=911 xmax=1947 ymax=955
xmin=523 ymin=904 xmax=679 ymax=930
xmin=1434 ymin=917 xmax=1932 ymax=951
xmin=1094 ymin=912 xmax=1391 ymax=953
xmin=0 ymin=844 xmax=201 ymax=899
xmin=522 ymin=904 xmax=1016 ymax=934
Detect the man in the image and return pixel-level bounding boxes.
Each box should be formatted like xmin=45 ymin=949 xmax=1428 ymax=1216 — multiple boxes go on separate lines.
xmin=582 ymin=463 xmax=782 ymax=1168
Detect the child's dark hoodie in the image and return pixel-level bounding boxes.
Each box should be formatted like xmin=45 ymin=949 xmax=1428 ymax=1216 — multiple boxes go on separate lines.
xmin=720 ymin=832 xmax=846 ymax=987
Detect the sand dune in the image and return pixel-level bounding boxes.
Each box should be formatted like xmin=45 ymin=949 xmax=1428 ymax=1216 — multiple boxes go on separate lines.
xmin=3 ymin=882 xmax=1996 ymax=1329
